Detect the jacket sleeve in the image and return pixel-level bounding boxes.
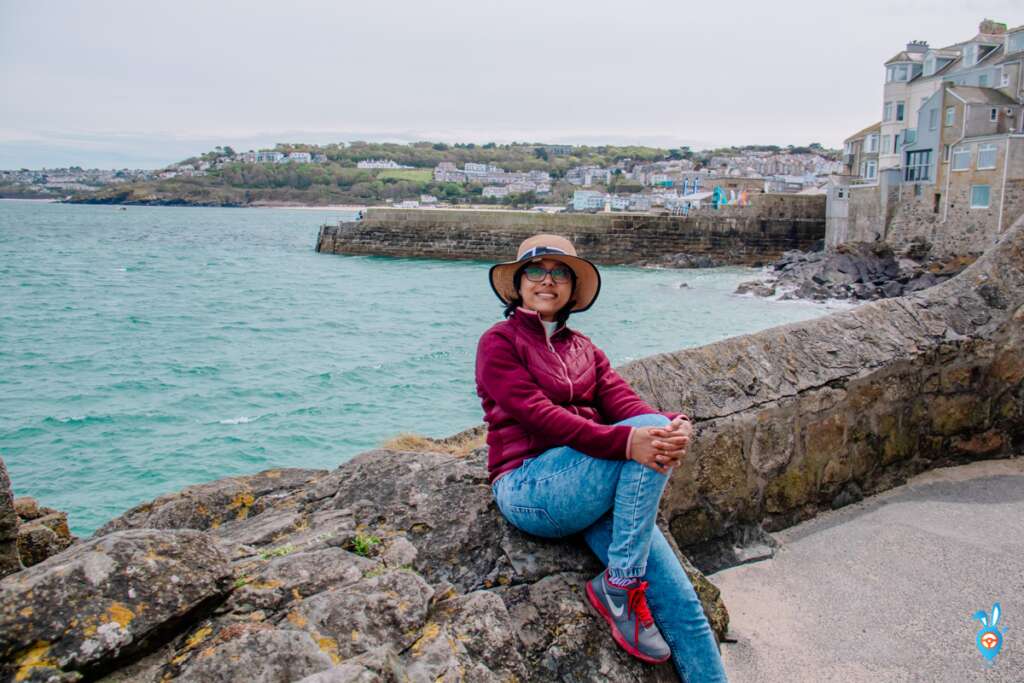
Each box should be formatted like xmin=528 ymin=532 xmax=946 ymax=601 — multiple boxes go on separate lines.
xmin=476 ymin=331 xmax=633 ymax=460
xmin=593 ymin=345 xmax=683 ymax=424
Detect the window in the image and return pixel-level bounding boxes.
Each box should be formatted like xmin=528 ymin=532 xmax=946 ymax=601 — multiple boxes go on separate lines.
xmin=881 ymin=135 xmax=892 ymax=154
xmin=945 ymin=107 xmax=955 ymax=126
xmin=896 ymin=102 xmax=905 ymax=122
xmin=943 ymin=144 xmax=951 ymax=162
xmin=970 ymin=185 xmax=990 ymax=208
xmin=979 ymin=74 xmax=989 ymax=87
xmin=990 ymin=108 xmax=998 ymax=122
xmin=952 ymin=145 xmax=971 ymax=170
xmin=844 ymin=141 xmax=853 ymax=154
xmin=863 ymin=160 xmax=878 ymax=180
xmin=865 ymin=134 xmax=880 ymax=153
xmin=978 ymin=143 xmax=998 ymax=169
xmin=886 ymin=64 xmax=910 ymax=82
xmin=884 ymin=102 xmax=893 ymax=121
xmin=928 ymin=109 xmax=939 ymax=130
xmin=1010 ymin=31 xmax=1024 ymax=55
xmin=905 ymin=150 xmax=932 ymax=182
xmin=924 ymin=56 xmax=936 ymax=76
xmin=963 ymin=45 xmax=977 ymax=67
xmin=1002 ymin=69 xmax=1011 ymax=88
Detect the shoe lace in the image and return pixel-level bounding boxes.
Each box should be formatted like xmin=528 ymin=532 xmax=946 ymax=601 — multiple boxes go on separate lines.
xmin=626 ymin=580 xmax=655 ymax=629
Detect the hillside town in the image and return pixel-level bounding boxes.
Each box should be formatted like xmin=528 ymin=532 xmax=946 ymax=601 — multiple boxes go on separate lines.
xmin=419 ymin=150 xmax=841 ymax=213
xmin=0 ymin=168 xmax=156 ymax=197
xmin=833 ymin=18 xmax=1024 ymax=255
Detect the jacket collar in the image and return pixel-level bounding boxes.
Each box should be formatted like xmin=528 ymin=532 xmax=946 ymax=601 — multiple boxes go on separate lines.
xmin=511 ymin=306 xmax=569 ymax=340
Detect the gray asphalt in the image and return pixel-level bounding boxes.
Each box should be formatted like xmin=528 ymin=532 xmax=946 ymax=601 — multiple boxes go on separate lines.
xmin=711 ymin=458 xmax=1024 ymax=683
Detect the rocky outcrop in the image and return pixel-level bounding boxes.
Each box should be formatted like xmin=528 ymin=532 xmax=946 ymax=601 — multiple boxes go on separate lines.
xmin=0 ymin=452 xmax=727 ymax=682
xmin=0 ymin=529 xmax=233 ymax=682
xmin=623 ymin=216 xmax=1024 ymax=571
xmin=735 ymin=242 xmax=974 ymax=302
xmin=14 ymin=497 xmax=77 ymax=567
xmin=0 ymin=459 xmax=21 ymax=579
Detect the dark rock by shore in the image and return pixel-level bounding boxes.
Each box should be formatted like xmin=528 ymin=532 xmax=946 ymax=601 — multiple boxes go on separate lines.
xmin=735 ymin=241 xmax=975 ymax=302
xmin=0 ymin=450 xmax=727 ymax=682
xmin=638 ymin=253 xmax=726 ymax=269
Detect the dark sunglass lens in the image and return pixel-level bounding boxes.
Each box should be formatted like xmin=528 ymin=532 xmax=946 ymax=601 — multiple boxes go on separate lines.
xmin=551 ymin=267 xmax=571 ymax=283
xmin=524 ymin=266 xmax=547 ymax=282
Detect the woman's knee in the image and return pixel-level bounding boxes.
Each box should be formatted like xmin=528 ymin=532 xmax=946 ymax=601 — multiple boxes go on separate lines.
xmin=615 ymin=413 xmax=671 ymax=428
xmin=622 ymin=457 xmax=670 ymax=485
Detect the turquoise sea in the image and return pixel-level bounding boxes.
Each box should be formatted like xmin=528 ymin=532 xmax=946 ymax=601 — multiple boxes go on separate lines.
xmin=0 ymin=200 xmax=839 ymax=536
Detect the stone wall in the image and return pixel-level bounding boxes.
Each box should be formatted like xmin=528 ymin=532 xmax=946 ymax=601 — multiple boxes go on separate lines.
xmin=317 ymin=194 xmax=826 ymax=266
xmin=835 ymin=139 xmax=1024 ymax=257
xmin=843 ymin=183 xmax=901 ymax=245
xmin=618 ymin=214 xmax=1024 ymax=570
xmin=884 ymin=184 xmax=939 ymax=248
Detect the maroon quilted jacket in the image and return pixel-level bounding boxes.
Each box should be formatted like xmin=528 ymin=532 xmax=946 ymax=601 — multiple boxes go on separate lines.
xmin=475 ymin=307 xmax=680 ymax=483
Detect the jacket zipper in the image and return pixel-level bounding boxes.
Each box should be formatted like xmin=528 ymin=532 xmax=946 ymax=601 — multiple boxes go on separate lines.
xmin=547 ymin=334 xmax=574 ymax=402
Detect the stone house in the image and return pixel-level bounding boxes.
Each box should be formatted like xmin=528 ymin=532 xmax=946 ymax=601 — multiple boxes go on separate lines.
xmin=842 ymin=122 xmax=881 ymax=181
xmin=829 ymin=19 xmax=1024 ymax=256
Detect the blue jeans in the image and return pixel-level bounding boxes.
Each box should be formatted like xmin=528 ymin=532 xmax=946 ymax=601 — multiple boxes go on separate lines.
xmin=492 ymin=413 xmax=728 ymax=683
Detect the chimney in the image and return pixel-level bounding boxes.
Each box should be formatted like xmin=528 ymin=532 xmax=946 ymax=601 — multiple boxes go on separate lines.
xmin=906 ymin=40 xmax=929 ymax=54
xmin=978 ymin=19 xmax=1007 ymax=35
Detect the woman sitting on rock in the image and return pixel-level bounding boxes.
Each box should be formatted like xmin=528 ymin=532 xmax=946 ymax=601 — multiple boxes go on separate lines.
xmin=475 ymin=234 xmax=727 ymax=682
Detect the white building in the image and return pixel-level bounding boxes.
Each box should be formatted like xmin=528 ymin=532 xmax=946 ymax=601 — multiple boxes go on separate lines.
xmin=357 ymin=159 xmax=412 ymax=169
xmin=572 ymin=190 xmax=606 ymax=211
xmin=256 ymin=151 xmax=284 ymax=163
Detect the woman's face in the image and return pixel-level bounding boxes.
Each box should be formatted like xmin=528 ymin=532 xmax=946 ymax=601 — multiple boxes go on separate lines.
xmin=518 ymin=258 xmax=574 ymax=322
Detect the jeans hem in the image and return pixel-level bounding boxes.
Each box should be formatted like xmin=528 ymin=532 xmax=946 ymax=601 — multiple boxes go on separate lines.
xmin=607 ymin=565 xmax=646 ymax=579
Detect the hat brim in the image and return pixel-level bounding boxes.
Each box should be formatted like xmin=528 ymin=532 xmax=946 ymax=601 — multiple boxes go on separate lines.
xmin=489 ymin=254 xmax=601 ymax=313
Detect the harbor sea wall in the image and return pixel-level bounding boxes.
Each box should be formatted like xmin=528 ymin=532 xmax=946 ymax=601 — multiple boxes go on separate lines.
xmin=618 ymin=213 xmax=1024 ymax=571
xmin=316 ymin=194 xmax=826 ymax=266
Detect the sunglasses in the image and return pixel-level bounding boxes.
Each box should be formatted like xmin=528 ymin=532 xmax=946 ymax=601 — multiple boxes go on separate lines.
xmin=522 ymin=264 xmax=573 ymax=284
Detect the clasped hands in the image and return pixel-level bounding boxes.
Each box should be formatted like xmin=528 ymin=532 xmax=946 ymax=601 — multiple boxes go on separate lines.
xmin=628 ymin=415 xmax=693 ymax=473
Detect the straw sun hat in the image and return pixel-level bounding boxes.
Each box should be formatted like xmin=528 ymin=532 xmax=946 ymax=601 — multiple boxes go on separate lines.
xmin=489 ymin=234 xmax=602 ymax=313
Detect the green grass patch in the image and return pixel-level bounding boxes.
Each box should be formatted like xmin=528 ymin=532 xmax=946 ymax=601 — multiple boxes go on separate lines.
xmin=351 ymin=533 xmax=382 ymax=557
xmin=377 ymin=169 xmax=432 ymax=182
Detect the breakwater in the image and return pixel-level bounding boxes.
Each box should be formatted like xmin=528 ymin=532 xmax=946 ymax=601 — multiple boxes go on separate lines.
xmin=316 ymin=194 xmax=826 ymax=266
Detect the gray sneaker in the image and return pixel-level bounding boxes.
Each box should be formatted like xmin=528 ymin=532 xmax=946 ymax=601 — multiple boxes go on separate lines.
xmin=586 ymin=571 xmax=671 ymax=664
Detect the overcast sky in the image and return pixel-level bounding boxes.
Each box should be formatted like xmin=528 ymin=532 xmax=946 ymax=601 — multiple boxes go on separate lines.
xmin=1 ymin=0 xmax=1020 ymax=168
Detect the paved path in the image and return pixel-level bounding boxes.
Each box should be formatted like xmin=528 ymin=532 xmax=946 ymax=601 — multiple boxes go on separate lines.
xmin=712 ymin=458 xmax=1024 ymax=682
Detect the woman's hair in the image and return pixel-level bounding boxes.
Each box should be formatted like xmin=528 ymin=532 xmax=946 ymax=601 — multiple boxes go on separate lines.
xmin=502 ymin=263 xmax=578 ymax=325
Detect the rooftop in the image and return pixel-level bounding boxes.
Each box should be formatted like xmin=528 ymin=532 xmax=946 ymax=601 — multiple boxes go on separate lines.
xmin=947 ymin=85 xmax=1018 ymax=105
xmin=844 ymin=121 xmax=882 ymax=143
